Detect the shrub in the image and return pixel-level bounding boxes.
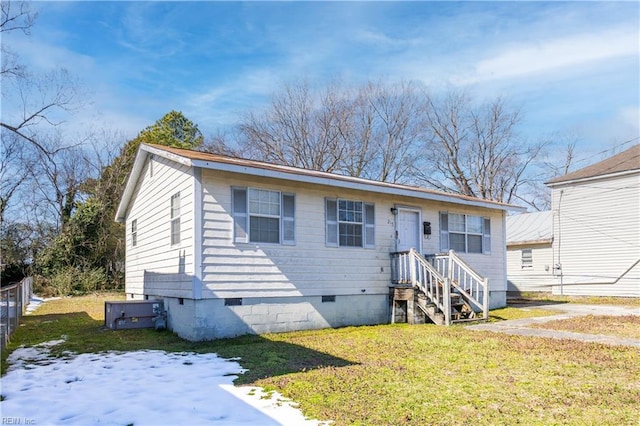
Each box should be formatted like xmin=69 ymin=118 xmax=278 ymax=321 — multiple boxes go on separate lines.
xmin=33 ymin=267 xmax=111 ymax=297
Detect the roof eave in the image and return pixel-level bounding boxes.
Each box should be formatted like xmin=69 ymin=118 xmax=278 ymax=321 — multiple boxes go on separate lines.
xmin=546 ymin=168 xmax=639 ymax=187
xmin=114 ymin=144 xmax=193 ymax=222
xmin=190 ymin=158 xmax=524 ymax=212
xmin=507 ymin=238 xmax=553 ymax=247
xmin=115 ymin=143 xmax=525 ymax=223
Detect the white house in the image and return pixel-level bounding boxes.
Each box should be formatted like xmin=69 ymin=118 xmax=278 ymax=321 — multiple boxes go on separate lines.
xmin=115 ymin=143 xmax=521 ymax=340
xmin=546 ymin=144 xmax=640 ymax=297
xmin=506 ymin=211 xmax=555 ymax=294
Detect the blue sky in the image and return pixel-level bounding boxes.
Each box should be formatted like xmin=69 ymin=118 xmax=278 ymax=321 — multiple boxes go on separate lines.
xmin=6 ymin=1 xmax=639 ymax=165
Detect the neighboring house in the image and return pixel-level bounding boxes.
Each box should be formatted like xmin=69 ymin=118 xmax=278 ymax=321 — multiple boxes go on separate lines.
xmin=115 ymin=143 xmax=521 ymax=340
xmin=506 ymin=211 xmax=555 ymax=294
xmin=545 ymin=144 xmax=640 ymax=297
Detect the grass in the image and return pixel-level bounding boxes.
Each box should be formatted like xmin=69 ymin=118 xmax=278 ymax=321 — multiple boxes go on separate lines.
xmin=487 ymin=306 xmax=558 ymax=322
xmin=2 ymin=293 xmax=640 ymax=425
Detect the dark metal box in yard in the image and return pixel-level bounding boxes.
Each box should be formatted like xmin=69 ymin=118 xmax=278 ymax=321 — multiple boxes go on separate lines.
xmin=104 ymin=300 xmax=162 ymax=330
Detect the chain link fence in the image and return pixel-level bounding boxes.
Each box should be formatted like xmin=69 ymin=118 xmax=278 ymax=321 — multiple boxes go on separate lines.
xmin=1 ymin=277 xmax=33 ymax=352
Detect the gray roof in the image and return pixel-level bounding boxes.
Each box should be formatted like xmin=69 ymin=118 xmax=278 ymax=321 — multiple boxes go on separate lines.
xmin=506 ymin=211 xmax=553 ymax=245
xmin=546 ymin=144 xmax=640 ymax=185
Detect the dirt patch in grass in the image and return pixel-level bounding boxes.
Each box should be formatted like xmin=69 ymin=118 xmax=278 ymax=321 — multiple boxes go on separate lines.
xmin=531 ymin=315 xmax=640 ymax=340
xmin=511 ymin=292 xmax=640 ymax=307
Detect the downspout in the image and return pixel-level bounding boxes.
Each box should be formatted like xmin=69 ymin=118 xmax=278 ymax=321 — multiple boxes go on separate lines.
xmin=554 ymin=189 xmax=564 ymax=295
xmin=192 ymin=167 xmax=203 ymax=300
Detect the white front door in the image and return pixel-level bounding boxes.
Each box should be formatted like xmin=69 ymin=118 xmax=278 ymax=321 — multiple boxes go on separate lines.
xmin=397 ymin=209 xmax=421 ymax=252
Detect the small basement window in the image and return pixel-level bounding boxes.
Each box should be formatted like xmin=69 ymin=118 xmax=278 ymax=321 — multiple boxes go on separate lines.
xmin=225 ymin=298 xmax=243 ymax=306
xmin=322 ymin=295 xmax=336 ymax=303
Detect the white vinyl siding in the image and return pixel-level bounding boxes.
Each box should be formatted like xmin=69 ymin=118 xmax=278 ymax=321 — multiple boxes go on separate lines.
xmin=124 ymin=155 xmax=195 ymax=298
xmin=439 ymin=212 xmax=490 ymax=254
xmin=200 ymin=171 xmax=392 ymax=299
xmin=550 ymin=173 xmax=640 ymax=296
xmin=232 ymin=187 xmax=295 ymax=245
xmin=199 ymin=169 xmax=507 ymax=307
xmin=506 ymin=243 xmax=555 ymax=292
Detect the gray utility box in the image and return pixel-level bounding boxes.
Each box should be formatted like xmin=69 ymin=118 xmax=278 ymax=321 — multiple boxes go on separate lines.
xmin=104 ymin=300 xmax=163 ymax=330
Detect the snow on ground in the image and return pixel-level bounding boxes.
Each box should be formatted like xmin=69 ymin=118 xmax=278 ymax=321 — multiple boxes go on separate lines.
xmin=24 ymin=296 xmax=59 ymax=314
xmin=1 ymin=297 xmax=331 ymax=426
xmin=1 ymin=342 xmax=329 ymax=426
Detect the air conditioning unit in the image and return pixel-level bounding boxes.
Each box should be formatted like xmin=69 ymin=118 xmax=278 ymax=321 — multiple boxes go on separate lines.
xmin=104 ymin=300 xmax=164 ymax=330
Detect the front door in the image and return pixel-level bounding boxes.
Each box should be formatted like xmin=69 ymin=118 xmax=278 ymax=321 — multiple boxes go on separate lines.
xmin=397 ymin=209 xmax=421 ymax=252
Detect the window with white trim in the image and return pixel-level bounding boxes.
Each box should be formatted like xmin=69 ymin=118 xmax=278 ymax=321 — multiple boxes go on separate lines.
xmin=170 ymin=192 xmax=181 ymax=245
xmin=131 ymin=219 xmax=138 ymax=247
xmin=439 ymin=212 xmax=490 ymax=254
xmin=232 ymin=187 xmax=295 ymax=245
xmin=521 ymin=249 xmax=533 ymax=268
xmin=325 ymin=198 xmax=375 ymax=248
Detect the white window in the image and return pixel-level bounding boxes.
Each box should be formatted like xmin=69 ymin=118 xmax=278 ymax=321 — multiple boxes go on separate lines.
xmin=521 ymin=249 xmax=533 ymax=268
xmin=232 ymin=187 xmax=295 ymax=245
xmin=170 ymin=192 xmax=181 ymax=245
xmin=131 ymin=219 xmax=138 ymax=247
xmin=439 ymin=212 xmax=490 ymax=254
xmin=325 ymin=198 xmax=375 ymax=248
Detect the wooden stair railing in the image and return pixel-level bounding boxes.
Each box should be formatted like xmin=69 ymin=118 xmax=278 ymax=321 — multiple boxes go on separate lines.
xmin=433 ymin=250 xmax=490 ymax=321
xmin=391 ymin=249 xmax=483 ymax=325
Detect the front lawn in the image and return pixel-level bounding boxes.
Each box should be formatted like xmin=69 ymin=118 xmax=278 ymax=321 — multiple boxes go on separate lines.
xmin=2 ymin=294 xmax=639 ymax=425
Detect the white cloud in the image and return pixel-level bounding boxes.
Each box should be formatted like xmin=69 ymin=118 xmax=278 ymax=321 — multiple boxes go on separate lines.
xmin=456 ymin=27 xmax=638 ymax=85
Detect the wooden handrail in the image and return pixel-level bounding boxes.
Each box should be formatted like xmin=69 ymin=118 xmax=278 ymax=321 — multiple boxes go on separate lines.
xmin=435 ymin=250 xmax=489 ymax=320
xmin=391 ymin=249 xmax=488 ymax=324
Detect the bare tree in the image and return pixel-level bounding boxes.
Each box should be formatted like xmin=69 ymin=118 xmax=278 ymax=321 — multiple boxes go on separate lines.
xmin=25 ymin=133 xmax=90 ymax=232
xmin=1 ymin=1 xmax=80 ymax=159
xmin=1 ymin=0 xmax=35 ymax=79
xmin=357 ymin=80 xmax=425 ymax=183
xmin=416 ymin=91 xmax=545 ymax=205
xmin=0 ymin=134 xmax=34 ymax=221
xmin=517 ymin=134 xmax=578 ymax=211
xmin=238 ymin=80 xmax=349 ymax=172
xmin=235 ymin=79 xmax=426 ymax=183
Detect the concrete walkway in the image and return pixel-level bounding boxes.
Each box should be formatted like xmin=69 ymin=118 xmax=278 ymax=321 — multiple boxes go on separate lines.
xmin=467 ymin=303 xmax=640 ymax=348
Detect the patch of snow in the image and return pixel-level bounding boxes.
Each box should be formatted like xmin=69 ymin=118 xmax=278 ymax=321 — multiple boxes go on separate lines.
xmin=1 ymin=344 xmax=331 ymax=425
xmin=25 ymin=295 xmax=60 ymax=315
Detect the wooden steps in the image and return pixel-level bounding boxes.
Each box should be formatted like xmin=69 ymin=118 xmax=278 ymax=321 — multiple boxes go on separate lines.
xmin=393 ymin=286 xmax=481 ymax=326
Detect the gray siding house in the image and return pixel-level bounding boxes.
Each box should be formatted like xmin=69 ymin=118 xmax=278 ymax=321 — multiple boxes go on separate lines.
xmin=116 ymin=143 xmax=519 ymax=340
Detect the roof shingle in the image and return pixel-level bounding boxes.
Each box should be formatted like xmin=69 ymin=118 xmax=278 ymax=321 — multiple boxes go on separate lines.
xmin=546 ymin=144 xmax=640 ymax=185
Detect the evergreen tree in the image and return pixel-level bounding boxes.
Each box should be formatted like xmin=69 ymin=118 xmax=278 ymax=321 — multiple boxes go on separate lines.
xmin=34 ymin=111 xmax=203 ymax=295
